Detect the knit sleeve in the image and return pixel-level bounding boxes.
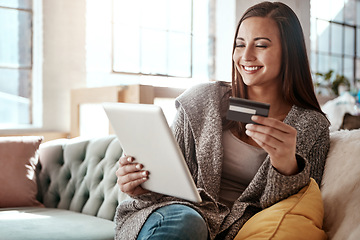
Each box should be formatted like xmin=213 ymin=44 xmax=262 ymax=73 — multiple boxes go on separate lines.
xmin=171 ymin=103 xmax=198 ymax=182
xmin=259 ymin=111 xmax=330 ymax=208
xmin=259 ymin=157 xmax=311 ymax=208
xmin=306 ymin=121 xmax=330 ymax=186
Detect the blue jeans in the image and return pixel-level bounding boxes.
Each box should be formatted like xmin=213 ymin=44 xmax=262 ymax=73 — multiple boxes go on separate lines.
xmin=137 ymin=204 xmax=208 ymax=240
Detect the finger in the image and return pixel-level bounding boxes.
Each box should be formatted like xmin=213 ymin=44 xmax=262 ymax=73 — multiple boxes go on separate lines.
xmin=116 ymin=163 xmax=144 ymax=177
xmin=246 ymin=122 xmax=296 ymax=149
xmin=117 ymin=170 xmax=149 ymax=186
xmin=247 ymin=118 xmax=297 ymax=141
xmin=249 ymin=131 xmax=296 ymax=163
xmin=119 ymin=156 xmax=135 ymax=165
xmin=246 ymin=124 xmax=290 ymax=144
xmin=246 ymin=129 xmax=279 ymax=149
xmin=251 ymin=137 xmax=278 ymax=154
xmin=119 ymin=175 xmax=149 ymax=194
xmin=251 ymin=116 xmax=293 ymax=133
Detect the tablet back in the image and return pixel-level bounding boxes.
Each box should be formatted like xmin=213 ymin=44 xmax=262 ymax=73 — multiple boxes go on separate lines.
xmin=103 ymin=102 xmax=201 ymax=203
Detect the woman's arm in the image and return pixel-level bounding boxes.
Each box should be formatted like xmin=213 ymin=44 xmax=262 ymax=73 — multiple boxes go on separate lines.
xmin=171 ymin=104 xmax=198 ymax=182
xmin=247 ymin=111 xmax=330 ymax=208
xmin=306 ymin=124 xmax=330 ymax=186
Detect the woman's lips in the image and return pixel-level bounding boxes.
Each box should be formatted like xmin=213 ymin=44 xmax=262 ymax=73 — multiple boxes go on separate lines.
xmin=242 ymin=65 xmax=262 ymax=72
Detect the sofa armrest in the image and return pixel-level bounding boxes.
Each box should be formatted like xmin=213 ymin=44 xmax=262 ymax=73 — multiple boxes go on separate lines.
xmin=321 ymin=129 xmax=360 ymax=239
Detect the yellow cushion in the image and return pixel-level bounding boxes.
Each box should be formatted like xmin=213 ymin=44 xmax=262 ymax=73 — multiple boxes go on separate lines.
xmin=235 ymin=178 xmax=327 ymax=240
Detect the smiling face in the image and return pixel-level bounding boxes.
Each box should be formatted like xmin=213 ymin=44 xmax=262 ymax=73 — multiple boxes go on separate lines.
xmin=233 ymin=17 xmax=282 ymax=91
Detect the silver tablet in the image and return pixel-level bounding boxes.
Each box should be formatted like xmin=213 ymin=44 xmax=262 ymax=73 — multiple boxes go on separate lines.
xmin=103 ymin=102 xmax=202 ymax=203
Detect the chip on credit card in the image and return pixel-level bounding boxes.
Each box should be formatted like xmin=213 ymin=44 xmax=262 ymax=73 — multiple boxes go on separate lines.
xmin=226 ymin=97 xmax=270 ymax=124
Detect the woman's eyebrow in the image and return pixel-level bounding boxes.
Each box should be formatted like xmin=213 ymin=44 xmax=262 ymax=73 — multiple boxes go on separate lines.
xmin=254 ymin=37 xmax=271 ymax=42
xmin=236 ymin=37 xmax=272 ymax=42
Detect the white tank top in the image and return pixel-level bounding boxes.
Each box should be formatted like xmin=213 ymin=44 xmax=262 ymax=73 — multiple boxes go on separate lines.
xmin=219 ymin=130 xmax=267 ymax=208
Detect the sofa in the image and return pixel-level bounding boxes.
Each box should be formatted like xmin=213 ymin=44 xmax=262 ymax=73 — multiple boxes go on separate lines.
xmin=0 ymin=129 xmax=359 ymax=240
xmin=0 ymin=136 xmax=127 ymax=240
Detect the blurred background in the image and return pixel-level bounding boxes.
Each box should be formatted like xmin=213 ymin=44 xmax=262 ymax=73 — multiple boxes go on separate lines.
xmin=0 ymin=0 xmax=359 ymax=139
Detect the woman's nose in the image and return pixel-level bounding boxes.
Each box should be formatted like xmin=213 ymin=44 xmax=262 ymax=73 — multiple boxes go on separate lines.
xmin=242 ymin=46 xmax=256 ymax=61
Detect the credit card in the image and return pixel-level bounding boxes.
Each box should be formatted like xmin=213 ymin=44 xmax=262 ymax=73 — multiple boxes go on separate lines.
xmin=226 ymin=97 xmax=270 ymax=124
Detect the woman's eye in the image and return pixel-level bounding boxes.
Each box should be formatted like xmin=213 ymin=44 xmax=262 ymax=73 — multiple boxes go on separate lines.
xmin=256 ymin=45 xmax=267 ymax=48
xmin=236 ymin=44 xmax=245 ymax=48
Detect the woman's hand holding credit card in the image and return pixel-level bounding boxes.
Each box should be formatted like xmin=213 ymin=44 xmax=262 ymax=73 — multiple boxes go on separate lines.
xmin=226 ymin=97 xmax=298 ymax=175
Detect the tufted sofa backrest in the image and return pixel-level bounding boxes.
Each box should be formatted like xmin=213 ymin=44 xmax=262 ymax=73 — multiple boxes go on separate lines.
xmin=36 ymin=135 xmax=129 ymax=221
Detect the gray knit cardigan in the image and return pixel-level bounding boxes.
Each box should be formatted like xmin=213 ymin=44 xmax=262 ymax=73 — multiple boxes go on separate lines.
xmin=115 ymin=81 xmax=330 ymax=240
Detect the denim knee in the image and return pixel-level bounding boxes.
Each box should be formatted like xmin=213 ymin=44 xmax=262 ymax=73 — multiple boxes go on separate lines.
xmin=137 ymin=204 xmax=208 ymax=240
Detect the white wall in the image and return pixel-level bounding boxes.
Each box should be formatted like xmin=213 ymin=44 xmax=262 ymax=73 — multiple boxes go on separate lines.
xmin=41 ymin=0 xmax=86 ymax=132
xmin=214 ymin=0 xmax=237 ymax=82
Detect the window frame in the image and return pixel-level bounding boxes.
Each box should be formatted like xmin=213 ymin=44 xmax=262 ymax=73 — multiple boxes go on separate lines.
xmin=311 ymin=0 xmax=360 ymax=89
xmin=0 ymin=0 xmax=42 ymax=130
xmin=0 ymin=4 xmax=33 ymax=127
xmin=110 ymin=0 xmax=194 ymax=79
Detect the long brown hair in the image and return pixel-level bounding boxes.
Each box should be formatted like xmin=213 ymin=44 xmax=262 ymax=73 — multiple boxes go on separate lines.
xmin=226 ymin=2 xmax=325 ymax=133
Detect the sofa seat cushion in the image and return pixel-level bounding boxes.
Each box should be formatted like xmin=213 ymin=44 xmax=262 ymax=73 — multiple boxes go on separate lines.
xmin=0 ymin=207 xmax=115 ymax=240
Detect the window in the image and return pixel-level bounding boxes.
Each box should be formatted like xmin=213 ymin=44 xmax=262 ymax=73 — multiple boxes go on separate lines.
xmin=311 ymin=0 xmax=360 ymax=90
xmin=112 ymin=0 xmax=212 ymax=79
xmin=0 ymin=0 xmax=33 ymax=127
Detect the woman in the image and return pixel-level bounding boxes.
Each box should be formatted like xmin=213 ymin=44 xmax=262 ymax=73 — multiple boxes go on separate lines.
xmin=115 ymin=2 xmax=330 ymax=240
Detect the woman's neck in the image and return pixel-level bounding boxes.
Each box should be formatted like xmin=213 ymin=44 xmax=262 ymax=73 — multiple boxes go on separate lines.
xmin=247 ymin=87 xmax=292 ymax=121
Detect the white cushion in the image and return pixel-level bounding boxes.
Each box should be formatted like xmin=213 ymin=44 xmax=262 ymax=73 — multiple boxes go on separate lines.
xmin=321 ymin=129 xmax=360 ymax=240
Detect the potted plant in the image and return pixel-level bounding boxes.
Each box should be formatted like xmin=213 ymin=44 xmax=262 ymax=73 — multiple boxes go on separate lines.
xmin=315 ymin=70 xmax=350 ymax=96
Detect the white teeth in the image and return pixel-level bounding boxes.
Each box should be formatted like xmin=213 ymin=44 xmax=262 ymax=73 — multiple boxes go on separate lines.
xmin=244 ymin=66 xmax=260 ymax=71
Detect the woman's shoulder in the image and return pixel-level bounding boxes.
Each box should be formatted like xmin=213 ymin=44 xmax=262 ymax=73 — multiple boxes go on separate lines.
xmin=176 ymin=81 xmax=230 ymax=107
xmin=287 ymin=105 xmax=330 ymax=130
xmin=288 ymin=106 xmax=330 ymax=158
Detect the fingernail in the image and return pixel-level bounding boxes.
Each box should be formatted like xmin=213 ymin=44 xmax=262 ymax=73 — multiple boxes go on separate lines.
xmin=245 ymin=130 xmax=252 ymax=136
xmin=245 ymin=124 xmax=253 ymax=129
xmin=251 ymin=115 xmax=258 ymax=121
xmin=127 ymin=157 xmax=133 ymax=163
xmin=136 ymin=164 xmax=142 ymax=170
xmin=142 ymin=171 xmax=148 ymax=177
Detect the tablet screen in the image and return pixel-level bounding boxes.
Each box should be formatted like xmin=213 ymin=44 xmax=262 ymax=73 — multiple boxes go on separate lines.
xmin=103 ymin=102 xmax=202 ymax=203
